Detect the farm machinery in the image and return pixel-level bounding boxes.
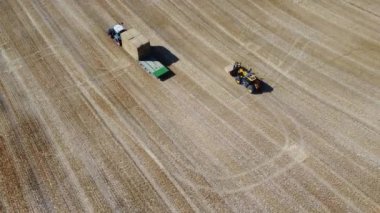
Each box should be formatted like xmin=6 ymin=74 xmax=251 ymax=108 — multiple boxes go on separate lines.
xmin=107 ymin=24 xmax=170 ymax=79
xmin=225 ymin=62 xmax=262 ymax=93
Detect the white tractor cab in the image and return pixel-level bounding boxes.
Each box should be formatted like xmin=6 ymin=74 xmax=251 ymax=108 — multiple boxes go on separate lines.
xmin=107 ymin=23 xmax=127 ymax=46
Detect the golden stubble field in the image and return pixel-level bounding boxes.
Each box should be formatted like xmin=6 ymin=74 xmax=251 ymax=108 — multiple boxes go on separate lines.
xmin=0 ymin=0 xmax=379 ymax=212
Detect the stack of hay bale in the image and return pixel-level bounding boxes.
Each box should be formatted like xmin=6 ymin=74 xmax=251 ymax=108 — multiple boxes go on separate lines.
xmin=120 ymin=28 xmax=151 ymax=60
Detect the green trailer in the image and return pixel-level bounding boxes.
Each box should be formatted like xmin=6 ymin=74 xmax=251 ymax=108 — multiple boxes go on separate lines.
xmin=115 ymin=27 xmax=170 ymax=79
xmin=139 ymin=58 xmax=170 ymax=79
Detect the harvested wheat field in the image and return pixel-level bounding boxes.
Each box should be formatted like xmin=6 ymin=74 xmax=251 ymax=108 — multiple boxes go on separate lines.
xmin=0 ymin=0 xmax=379 ymax=212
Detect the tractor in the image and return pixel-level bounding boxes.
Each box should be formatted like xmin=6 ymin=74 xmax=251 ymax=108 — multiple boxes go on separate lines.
xmin=107 ymin=23 xmax=127 ymax=46
xmin=225 ymin=62 xmax=262 ymax=93
xmin=107 ymin=23 xmax=170 ymax=79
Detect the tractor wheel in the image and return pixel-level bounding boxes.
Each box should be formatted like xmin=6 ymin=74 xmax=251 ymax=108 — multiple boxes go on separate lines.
xmin=107 ymin=28 xmax=116 ymax=39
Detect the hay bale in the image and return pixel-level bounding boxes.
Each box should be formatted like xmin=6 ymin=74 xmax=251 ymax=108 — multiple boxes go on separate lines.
xmin=121 ymin=28 xmax=151 ymax=60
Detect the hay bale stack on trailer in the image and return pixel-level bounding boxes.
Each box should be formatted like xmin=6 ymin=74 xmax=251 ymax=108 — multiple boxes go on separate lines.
xmin=120 ymin=28 xmax=151 ymax=61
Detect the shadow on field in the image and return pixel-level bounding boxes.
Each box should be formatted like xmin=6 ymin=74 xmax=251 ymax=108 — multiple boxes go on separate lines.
xmin=151 ymin=46 xmax=178 ymax=81
xmin=0 ymin=94 xmax=7 ymax=112
xmin=254 ymin=80 xmax=273 ymax=94
xmin=158 ymin=70 xmax=176 ymax=81
xmin=151 ymin=46 xmax=179 ymax=66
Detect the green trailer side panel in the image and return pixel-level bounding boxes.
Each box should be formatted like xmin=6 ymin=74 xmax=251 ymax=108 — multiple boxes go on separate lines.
xmin=153 ymin=66 xmax=169 ymax=78
xmin=139 ymin=59 xmax=169 ymax=78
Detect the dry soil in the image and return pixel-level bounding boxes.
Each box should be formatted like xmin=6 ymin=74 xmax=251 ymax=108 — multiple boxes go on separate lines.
xmin=0 ymin=0 xmax=379 ymax=212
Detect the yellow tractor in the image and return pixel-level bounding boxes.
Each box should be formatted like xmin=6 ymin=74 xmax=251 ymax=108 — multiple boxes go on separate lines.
xmin=225 ymin=62 xmax=262 ymax=93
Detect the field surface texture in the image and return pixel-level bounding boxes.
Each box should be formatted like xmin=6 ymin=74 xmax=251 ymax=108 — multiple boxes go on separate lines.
xmin=0 ymin=0 xmax=379 ymax=212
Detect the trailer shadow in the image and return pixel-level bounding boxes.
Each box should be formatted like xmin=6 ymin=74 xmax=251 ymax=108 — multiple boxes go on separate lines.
xmin=151 ymin=46 xmax=178 ymax=81
xmin=158 ymin=70 xmax=176 ymax=81
xmin=151 ymin=46 xmax=179 ymax=66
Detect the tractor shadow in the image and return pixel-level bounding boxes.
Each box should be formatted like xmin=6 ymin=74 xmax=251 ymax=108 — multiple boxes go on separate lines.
xmin=228 ymin=70 xmax=273 ymax=94
xmin=254 ymin=80 xmax=273 ymax=94
xmin=151 ymin=46 xmax=178 ymax=81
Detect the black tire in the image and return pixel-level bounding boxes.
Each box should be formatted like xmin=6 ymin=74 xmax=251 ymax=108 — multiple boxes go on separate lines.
xmin=107 ymin=28 xmax=116 ymax=39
